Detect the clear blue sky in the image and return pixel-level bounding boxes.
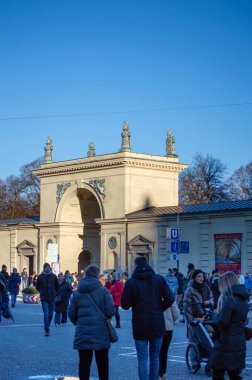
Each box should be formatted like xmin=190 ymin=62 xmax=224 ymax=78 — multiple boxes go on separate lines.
xmin=0 ymin=0 xmax=251 ymax=179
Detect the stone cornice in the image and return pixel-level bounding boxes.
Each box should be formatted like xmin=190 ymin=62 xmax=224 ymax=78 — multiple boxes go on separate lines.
xmin=33 ymin=157 xmax=187 ymax=178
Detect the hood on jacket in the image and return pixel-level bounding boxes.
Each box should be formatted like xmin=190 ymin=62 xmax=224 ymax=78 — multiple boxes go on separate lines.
xmin=132 ymin=263 xmax=155 ymax=281
xmin=77 ymin=276 xmax=102 ymax=294
xmin=232 ymin=284 xmax=250 ymax=301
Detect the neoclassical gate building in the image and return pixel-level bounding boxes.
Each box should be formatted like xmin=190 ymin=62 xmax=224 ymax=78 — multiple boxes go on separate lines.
xmin=1 ymin=124 xmax=252 ymax=276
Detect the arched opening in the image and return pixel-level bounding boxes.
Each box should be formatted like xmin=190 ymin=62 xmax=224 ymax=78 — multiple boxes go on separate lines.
xmin=78 ymin=250 xmax=92 ymax=274
xmin=55 ymin=185 xmax=103 ymax=273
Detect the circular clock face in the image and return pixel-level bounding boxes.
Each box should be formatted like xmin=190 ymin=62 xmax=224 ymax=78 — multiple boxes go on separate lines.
xmin=108 ymin=236 xmax=117 ymax=249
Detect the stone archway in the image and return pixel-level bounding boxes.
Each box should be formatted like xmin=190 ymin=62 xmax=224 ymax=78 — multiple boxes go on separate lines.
xmin=78 ymin=250 xmax=92 ymax=275
xmin=54 ymin=184 xmax=103 ymax=273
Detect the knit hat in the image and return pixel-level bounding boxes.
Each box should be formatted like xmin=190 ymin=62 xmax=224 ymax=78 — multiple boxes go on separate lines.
xmin=192 ymin=269 xmax=204 ymax=279
xmin=43 ymin=262 xmax=50 ymax=270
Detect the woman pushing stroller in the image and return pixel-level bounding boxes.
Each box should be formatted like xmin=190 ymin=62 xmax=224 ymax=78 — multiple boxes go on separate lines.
xmin=184 ymin=269 xmax=214 ymax=324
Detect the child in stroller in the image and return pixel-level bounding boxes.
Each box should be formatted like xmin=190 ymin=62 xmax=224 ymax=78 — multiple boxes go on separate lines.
xmin=185 ymin=303 xmax=218 ymax=377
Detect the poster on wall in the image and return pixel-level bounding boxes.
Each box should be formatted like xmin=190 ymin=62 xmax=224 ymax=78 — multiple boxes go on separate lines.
xmin=214 ymin=233 xmax=242 ymax=273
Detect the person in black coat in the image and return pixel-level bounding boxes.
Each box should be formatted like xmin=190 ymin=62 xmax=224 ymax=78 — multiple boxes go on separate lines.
xmin=7 ymin=268 xmax=21 ymax=307
xmin=1 ymin=265 xmax=10 ymax=282
xmin=54 ymin=273 xmax=72 ymax=326
xmin=36 ymin=263 xmax=60 ymax=336
xmin=209 ymin=271 xmax=249 ymax=380
xmin=121 ymin=256 xmax=174 ymax=380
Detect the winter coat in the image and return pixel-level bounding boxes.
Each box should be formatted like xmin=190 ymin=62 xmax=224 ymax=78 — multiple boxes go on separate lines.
xmin=55 ymin=280 xmax=72 ymax=314
xmin=0 ymin=272 xmax=6 ymax=304
xmin=164 ymin=300 xmax=180 ymax=331
xmin=0 ymin=271 xmax=9 ymax=282
xmin=7 ymin=273 xmax=21 ymax=295
xmin=183 ymin=282 xmax=214 ymax=322
xmin=105 ymin=281 xmax=112 ymax=291
xmin=165 ymin=274 xmax=178 ymax=296
xmin=68 ymin=276 xmax=115 ymax=350
xmin=121 ymin=263 xmax=175 ymax=340
xmin=110 ymin=280 xmax=124 ymax=306
xmin=36 ymin=270 xmax=60 ymax=301
xmin=209 ymin=284 xmax=249 ymax=372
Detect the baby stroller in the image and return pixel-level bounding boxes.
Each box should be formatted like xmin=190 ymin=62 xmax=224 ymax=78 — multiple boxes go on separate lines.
xmin=184 ymin=303 xmax=217 ymax=377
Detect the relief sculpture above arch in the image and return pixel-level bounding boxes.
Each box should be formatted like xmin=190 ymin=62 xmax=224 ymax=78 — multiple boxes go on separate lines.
xmin=89 ymin=178 xmax=106 ymax=200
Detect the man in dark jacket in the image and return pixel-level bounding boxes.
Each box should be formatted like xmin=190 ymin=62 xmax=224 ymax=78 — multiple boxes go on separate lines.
xmin=7 ymin=268 xmax=21 ymax=307
xmin=1 ymin=265 xmax=10 ymax=282
xmin=36 ymin=262 xmax=60 ymax=336
xmin=121 ymin=256 xmax=174 ymax=380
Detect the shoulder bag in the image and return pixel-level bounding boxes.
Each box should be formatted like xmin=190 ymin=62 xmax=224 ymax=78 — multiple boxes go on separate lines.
xmin=86 ymin=293 xmax=118 ymax=343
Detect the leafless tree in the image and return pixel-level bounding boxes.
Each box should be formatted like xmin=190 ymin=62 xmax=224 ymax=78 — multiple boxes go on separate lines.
xmin=179 ymin=153 xmax=228 ymax=204
xmin=0 ymin=158 xmax=42 ymax=219
xmin=226 ymin=161 xmax=252 ymax=200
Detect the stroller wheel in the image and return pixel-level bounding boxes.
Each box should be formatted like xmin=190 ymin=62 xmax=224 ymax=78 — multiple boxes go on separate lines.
xmin=186 ymin=343 xmax=201 ymax=374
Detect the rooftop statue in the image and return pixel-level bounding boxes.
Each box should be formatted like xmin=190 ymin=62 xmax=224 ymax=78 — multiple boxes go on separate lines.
xmin=87 ymin=142 xmax=96 ymax=157
xmin=42 ymin=136 xmax=53 ymax=163
xmin=166 ymin=129 xmax=177 ymax=156
xmin=119 ymin=121 xmax=132 ymax=152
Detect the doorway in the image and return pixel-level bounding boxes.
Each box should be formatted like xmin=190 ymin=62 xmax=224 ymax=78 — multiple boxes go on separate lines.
xmin=78 ymin=250 xmax=91 ymax=275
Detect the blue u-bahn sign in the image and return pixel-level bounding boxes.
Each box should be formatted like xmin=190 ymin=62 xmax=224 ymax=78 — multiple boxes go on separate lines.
xmin=166 ymin=228 xmax=179 ymax=240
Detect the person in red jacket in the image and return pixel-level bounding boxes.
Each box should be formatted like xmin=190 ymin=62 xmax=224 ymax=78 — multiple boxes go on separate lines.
xmin=110 ymin=273 xmax=124 ymax=328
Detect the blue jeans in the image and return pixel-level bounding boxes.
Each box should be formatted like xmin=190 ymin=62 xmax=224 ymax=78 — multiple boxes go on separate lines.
xmin=41 ymin=300 xmax=55 ymax=333
xmin=54 ymin=311 xmax=67 ymax=325
xmin=11 ymin=294 xmax=17 ymax=306
xmin=135 ymin=337 xmax=163 ymax=380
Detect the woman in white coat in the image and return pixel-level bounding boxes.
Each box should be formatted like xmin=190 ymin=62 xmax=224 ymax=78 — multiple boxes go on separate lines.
xmin=158 ymin=301 xmax=180 ymax=380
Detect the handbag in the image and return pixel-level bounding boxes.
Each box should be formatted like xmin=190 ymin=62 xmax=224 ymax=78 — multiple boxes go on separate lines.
xmin=244 ymin=326 xmax=252 ymax=340
xmin=86 ymin=293 xmax=118 ymax=343
xmin=105 ymin=318 xmax=119 ymax=343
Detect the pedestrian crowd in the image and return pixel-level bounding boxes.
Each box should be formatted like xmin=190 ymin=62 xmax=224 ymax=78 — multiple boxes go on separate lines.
xmin=0 ymin=260 xmax=251 ymax=380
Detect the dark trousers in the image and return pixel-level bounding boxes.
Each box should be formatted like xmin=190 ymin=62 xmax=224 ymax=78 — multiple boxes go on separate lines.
xmin=114 ymin=305 xmax=120 ymax=325
xmin=78 ymin=348 xmax=109 ymax=380
xmin=41 ymin=300 xmax=55 ymax=333
xmin=212 ymin=369 xmax=242 ymax=380
xmin=54 ymin=311 xmax=67 ymax=324
xmin=159 ymin=330 xmax=173 ymax=377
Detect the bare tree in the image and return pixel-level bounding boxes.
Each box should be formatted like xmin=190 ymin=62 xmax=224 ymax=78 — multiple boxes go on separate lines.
xmin=179 ymin=153 xmax=227 ymax=204
xmin=226 ymin=161 xmax=252 ymax=200
xmin=0 ymin=158 xmax=42 ymax=219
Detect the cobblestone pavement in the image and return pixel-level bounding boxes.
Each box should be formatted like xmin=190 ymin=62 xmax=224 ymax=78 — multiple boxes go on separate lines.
xmin=1 ymin=297 xmax=252 ymax=380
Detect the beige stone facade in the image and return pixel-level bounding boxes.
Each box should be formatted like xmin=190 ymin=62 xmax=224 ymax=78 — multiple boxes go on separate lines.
xmin=1 ymin=148 xmax=252 ymax=277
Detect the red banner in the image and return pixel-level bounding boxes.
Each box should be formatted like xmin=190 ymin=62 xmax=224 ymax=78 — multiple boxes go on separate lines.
xmin=214 ymin=233 xmax=242 ymax=274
